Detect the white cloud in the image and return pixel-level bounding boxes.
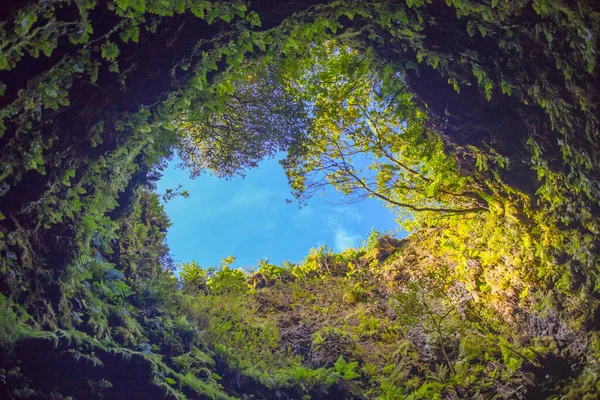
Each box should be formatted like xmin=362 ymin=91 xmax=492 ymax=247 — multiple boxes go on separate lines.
xmin=230 ymin=184 xmax=271 ymax=208
xmin=333 ymin=205 xmax=363 ymax=223
xmin=334 ymin=229 xmax=360 ymax=252
xmin=188 ymin=183 xmax=276 ymax=222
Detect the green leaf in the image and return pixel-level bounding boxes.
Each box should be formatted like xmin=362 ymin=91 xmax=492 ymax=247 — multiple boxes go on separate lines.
xmin=41 ymin=41 xmax=55 ymax=57
xmin=501 ymin=80 xmax=512 ymax=96
xmin=190 ymin=76 xmax=204 ymax=91
xmin=63 ymin=169 xmax=76 ymax=186
xmin=234 ymin=3 xmax=247 ymax=17
xmin=334 ymin=356 xmax=361 ymax=380
xmin=587 ymin=59 xmax=595 ymax=74
xmin=0 ymin=55 xmax=8 ymax=70
xmin=101 ymin=41 xmax=120 ymax=62
xmin=137 ymin=122 xmax=151 ymax=133
xmin=130 ymin=0 xmax=146 ymax=13
xmin=115 ymin=0 xmax=128 ymax=10
xmin=109 ymin=61 xmax=120 ymax=73
xmin=219 ymin=11 xmax=233 ymax=23
xmin=246 ymin=11 xmax=261 ymax=27
xmin=69 ymin=22 xmax=93 ymax=44
xmin=15 ymin=11 xmax=37 ymax=35
xmin=120 ymin=25 xmax=140 ymax=43
xmin=190 ymin=5 xmax=205 ymax=18
xmin=115 ymin=0 xmax=145 ymax=11
xmin=204 ymin=57 xmax=218 ymax=71
xmin=254 ymin=38 xmax=266 ymax=52
xmin=467 ymin=21 xmax=476 ymax=37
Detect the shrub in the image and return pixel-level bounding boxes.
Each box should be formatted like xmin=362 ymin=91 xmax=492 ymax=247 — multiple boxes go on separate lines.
xmin=179 ymin=261 xmax=208 ymax=293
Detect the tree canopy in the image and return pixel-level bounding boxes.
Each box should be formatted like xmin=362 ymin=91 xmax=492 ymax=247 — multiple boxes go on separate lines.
xmin=176 ymin=67 xmax=308 ymax=178
xmin=277 ymin=42 xmax=488 ymax=217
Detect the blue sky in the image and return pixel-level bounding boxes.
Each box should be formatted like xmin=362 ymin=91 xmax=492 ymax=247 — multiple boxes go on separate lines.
xmin=157 ymin=156 xmax=402 ymax=270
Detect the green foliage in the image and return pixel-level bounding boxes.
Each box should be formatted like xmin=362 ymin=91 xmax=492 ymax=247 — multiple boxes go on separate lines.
xmin=1 ymin=0 xmax=600 ymax=398
xmin=0 ymin=294 xmax=42 ymax=348
xmin=333 ymin=356 xmax=361 ymax=381
xmin=207 ymin=257 xmax=248 ymax=295
xmin=101 ymin=41 xmax=120 ymax=61
xmin=176 ymin=66 xmax=308 ymax=178
xmin=180 ymin=260 xmax=208 ymax=293
xmin=256 ymin=259 xmax=287 ymax=281
xmin=279 ymin=41 xmax=488 ymax=221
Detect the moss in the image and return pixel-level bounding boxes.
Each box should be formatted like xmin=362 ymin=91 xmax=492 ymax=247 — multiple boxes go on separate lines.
xmin=192 ymin=346 xmax=217 ymax=368
xmin=179 ymin=372 xmax=235 ymax=400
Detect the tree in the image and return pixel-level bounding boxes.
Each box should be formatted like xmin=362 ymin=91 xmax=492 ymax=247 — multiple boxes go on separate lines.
xmin=180 ymin=260 xmax=209 ymax=294
xmin=176 ymin=68 xmax=309 ymax=178
xmin=280 ymin=43 xmax=488 ymax=219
